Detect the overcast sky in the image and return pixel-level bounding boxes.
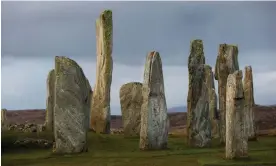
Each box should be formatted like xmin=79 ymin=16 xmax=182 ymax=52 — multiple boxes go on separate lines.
xmin=1 ymin=1 xmax=276 ymax=115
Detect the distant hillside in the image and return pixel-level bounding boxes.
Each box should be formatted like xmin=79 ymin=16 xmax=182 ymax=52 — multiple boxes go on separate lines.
xmin=168 ymin=106 xmax=187 ymax=112
xmin=4 ymin=104 xmax=276 ymax=134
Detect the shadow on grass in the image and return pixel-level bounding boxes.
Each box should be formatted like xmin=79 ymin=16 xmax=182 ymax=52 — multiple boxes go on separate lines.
xmin=1 ymin=130 xmax=53 ymax=154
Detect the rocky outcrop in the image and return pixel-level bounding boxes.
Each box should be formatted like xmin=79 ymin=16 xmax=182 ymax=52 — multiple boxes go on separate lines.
xmin=45 ymin=69 xmax=55 ymax=131
xmin=243 ymin=66 xmax=256 ymax=140
xmin=215 ymin=44 xmax=239 ymax=144
xmin=225 ymin=70 xmax=248 ymax=159
xmin=120 ymin=82 xmax=142 ymax=136
xmin=140 ymin=51 xmax=169 ymax=150
xmin=205 ymin=65 xmax=220 ymax=139
xmin=6 ymin=123 xmax=46 ymax=133
xmin=53 ymin=56 xmax=91 ymax=154
xmin=110 ymin=128 xmax=124 ymax=135
xmin=187 ymin=40 xmax=211 ymax=147
xmin=14 ymin=138 xmax=52 ymax=149
xmin=90 ymin=10 xmax=113 ymax=134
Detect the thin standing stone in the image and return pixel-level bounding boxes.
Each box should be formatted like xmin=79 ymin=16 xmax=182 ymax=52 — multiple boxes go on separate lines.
xmin=45 ymin=69 xmax=55 ymax=131
xmin=205 ymin=65 xmax=220 ymax=139
xmin=187 ymin=40 xmax=212 ymax=147
xmin=225 ymin=70 xmax=248 ymax=159
xmin=215 ymin=44 xmax=239 ymax=144
xmin=1 ymin=108 xmax=8 ymax=130
xmin=90 ymin=10 xmax=113 ymax=134
xmin=243 ymin=66 xmax=256 ymax=140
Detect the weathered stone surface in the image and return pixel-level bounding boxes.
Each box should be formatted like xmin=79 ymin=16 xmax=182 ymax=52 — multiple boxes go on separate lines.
xmin=140 ymin=51 xmax=169 ymax=150
xmin=45 ymin=69 xmax=55 ymax=131
xmin=225 ymin=70 xmax=248 ymax=159
xmin=120 ymin=82 xmax=142 ymax=136
xmin=53 ymin=56 xmax=91 ymax=154
xmin=1 ymin=108 xmax=8 ymax=130
xmin=86 ymin=79 xmax=93 ymax=131
xmin=90 ymin=10 xmax=113 ymax=134
xmin=215 ymin=44 xmax=239 ymax=144
xmin=187 ymin=40 xmax=211 ymax=147
xmin=243 ymin=66 xmax=256 ymax=140
xmin=205 ymin=65 xmax=220 ymax=139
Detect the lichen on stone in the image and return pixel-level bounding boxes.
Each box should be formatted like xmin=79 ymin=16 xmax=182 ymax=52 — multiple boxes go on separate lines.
xmin=101 ymin=10 xmax=113 ymax=56
xmin=187 ymin=40 xmax=212 ymax=147
xmin=225 ymin=70 xmax=248 ymax=159
xmin=140 ymin=51 xmax=168 ymax=150
xmin=90 ymin=10 xmax=113 ymax=134
xmin=120 ymin=82 xmax=143 ymax=136
xmin=53 ymin=56 xmax=90 ymax=154
xmin=243 ymin=66 xmax=256 ymax=140
xmin=214 ymin=44 xmax=240 ymax=144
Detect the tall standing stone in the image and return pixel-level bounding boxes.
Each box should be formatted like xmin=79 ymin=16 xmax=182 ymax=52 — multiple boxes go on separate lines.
xmin=45 ymin=69 xmax=55 ymax=131
xmin=120 ymin=82 xmax=143 ymax=137
xmin=187 ymin=40 xmax=212 ymax=147
xmin=226 ymin=70 xmax=248 ymax=159
xmin=90 ymin=10 xmax=113 ymax=134
xmin=205 ymin=65 xmax=220 ymax=139
xmin=140 ymin=51 xmax=169 ymax=150
xmin=243 ymin=66 xmax=256 ymax=140
xmin=215 ymin=44 xmax=239 ymax=144
xmin=86 ymin=79 xmax=93 ymax=131
xmin=53 ymin=56 xmax=91 ymax=154
xmin=1 ymin=108 xmax=8 ymax=130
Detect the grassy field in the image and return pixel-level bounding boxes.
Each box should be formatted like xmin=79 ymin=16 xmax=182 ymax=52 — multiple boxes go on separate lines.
xmin=1 ymin=131 xmax=276 ymax=166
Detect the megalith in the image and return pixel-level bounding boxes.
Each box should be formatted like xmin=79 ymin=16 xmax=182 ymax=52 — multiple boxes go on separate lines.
xmin=86 ymin=79 xmax=93 ymax=131
xmin=1 ymin=108 xmax=8 ymax=130
xmin=187 ymin=39 xmax=211 ymax=147
xmin=243 ymin=66 xmax=256 ymax=140
xmin=53 ymin=56 xmax=91 ymax=154
xmin=45 ymin=69 xmax=55 ymax=131
xmin=205 ymin=65 xmax=220 ymax=139
xmin=215 ymin=44 xmax=239 ymax=144
xmin=225 ymin=70 xmax=248 ymax=159
xmin=120 ymin=82 xmax=143 ymax=136
xmin=140 ymin=51 xmax=169 ymax=150
xmin=90 ymin=10 xmax=113 ymax=134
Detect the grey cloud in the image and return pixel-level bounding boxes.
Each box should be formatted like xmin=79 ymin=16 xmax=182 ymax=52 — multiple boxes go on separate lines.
xmin=1 ymin=2 xmax=276 ymax=111
xmin=2 ymin=57 xmax=276 ymax=113
xmin=2 ymin=1 xmax=276 ymax=66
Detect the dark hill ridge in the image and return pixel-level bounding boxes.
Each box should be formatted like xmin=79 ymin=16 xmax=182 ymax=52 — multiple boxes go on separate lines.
xmin=5 ymin=105 xmax=276 ymax=134
xmin=168 ymin=106 xmax=187 ymax=112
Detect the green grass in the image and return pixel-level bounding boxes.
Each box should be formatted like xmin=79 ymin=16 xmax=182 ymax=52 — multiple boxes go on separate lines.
xmin=1 ymin=131 xmax=276 ymax=166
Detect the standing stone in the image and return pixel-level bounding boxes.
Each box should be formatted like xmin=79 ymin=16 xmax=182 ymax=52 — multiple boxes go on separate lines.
xmin=243 ymin=66 xmax=256 ymax=140
xmin=45 ymin=69 xmax=55 ymax=131
xmin=140 ymin=51 xmax=169 ymax=150
xmin=215 ymin=44 xmax=239 ymax=144
xmin=53 ymin=56 xmax=91 ymax=154
xmin=205 ymin=65 xmax=220 ymax=139
xmin=90 ymin=10 xmax=113 ymax=134
xmin=120 ymin=82 xmax=143 ymax=137
xmin=86 ymin=79 xmax=93 ymax=131
xmin=187 ymin=40 xmax=211 ymax=147
xmin=1 ymin=109 xmax=8 ymax=130
xmin=226 ymin=70 xmax=248 ymax=159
